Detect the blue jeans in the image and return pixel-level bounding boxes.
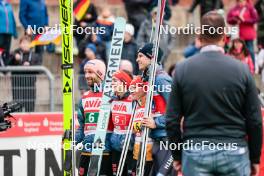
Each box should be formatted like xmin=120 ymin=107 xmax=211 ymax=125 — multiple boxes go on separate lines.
xmin=182 ymin=146 xmax=250 ymax=176
xmin=245 ymin=40 xmax=255 ymax=65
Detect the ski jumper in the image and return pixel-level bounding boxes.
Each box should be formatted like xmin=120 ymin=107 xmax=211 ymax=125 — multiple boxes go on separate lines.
xmin=76 ymin=90 xmax=114 ymax=176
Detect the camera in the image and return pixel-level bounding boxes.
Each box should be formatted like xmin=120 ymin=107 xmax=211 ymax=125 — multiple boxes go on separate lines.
xmin=0 ymin=102 xmax=22 ymax=132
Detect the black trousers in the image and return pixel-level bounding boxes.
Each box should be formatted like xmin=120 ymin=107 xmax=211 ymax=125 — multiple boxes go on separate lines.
xmin=112 ymin=150 xmax=134 ymax=176
xmin=133 ymin=159 xmax=152 ymax=176
xmin=78 ymin=154 xmax=113 ymax=176
xmin=0 ymin=34 xmax=12 ymax=62
xmin=151 ymin=140 xmax=177 ymax=176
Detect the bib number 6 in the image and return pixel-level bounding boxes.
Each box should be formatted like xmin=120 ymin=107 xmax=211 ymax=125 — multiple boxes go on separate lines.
xmin=88 ymin=113 xmax=95 ymax=123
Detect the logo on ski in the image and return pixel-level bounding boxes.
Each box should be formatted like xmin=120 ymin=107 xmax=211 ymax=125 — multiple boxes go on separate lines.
xmin=59 ymin=0 xmax=75 ymax=175
xmin=63 ymin=81 xmax=72 ymax=94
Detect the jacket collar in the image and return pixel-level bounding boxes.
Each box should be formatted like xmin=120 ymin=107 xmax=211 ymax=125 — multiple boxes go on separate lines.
xmin=200 ymin=45 xmax=225 ymax=54
xmin=111 ymin=91 xmax=130 ymax=101
xmin=142 ymin=64 xmax=163 ymax=82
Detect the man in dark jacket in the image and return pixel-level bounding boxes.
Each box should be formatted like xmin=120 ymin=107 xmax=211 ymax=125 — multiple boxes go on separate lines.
xmin=166 ymin=11 xmax=262 ymax=176
xmin=121 ymin=24 xmax=139 ymax=75
xmin=188 ymin=0 xmax=223 ymax=18
xmin=122 ymin=0 xmax=149 ymax=38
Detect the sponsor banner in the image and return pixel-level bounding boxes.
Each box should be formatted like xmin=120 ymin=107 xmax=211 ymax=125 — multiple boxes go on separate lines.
xmin=0 ymin=136 xmax=63 ymax=176
xmin=0 ymin=113 xmax=79 ymax=176
xmin=0 ymin=113 xmax=64 ymax=138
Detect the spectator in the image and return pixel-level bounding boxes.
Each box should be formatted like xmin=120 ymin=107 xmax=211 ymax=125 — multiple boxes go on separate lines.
xmin=84 ymin=43 xmax=97 ymax=61
xmin=90 ymin=34 xmax=106 ymax=63
xmin=256 ymin=48 xmax=264 ymax=83
xmin=166 ymin=12 xmax=262 ymax=176
xmin=229 ymin=38 xmax=254 ymax=74
xmin=78 ymin=34 xmax=107 ymax=64
xmin=227 ymin=0 xmax=259 ymax=65
xmin=122 ymin=24 xmax=139 ymax=75
xmin=0 ymin=0 xmax=17 ymax=60
xmin=78 ymin=43 xmax=97 ymax=95
xmin=224 ymin=34 xmax=232 ymax=53
xmin=73 ymin=1 xmax=97 ymax=47
xmin=123 ymin=0 xmax=149 ymax=38
xmin=149 ymin=0 xmax=172 ymax=21
xmin=170 ymin=0 xmax=179 ymax=5
xmin=183 ymin=37 xmax=201 ymax=58
xmin=188 ymin=0 xmax=223 ymax=18
xmin=0 ymin=48 xmax=4 ymax=67
xmin=123 ymin=0 xmax=173 ymax=38
xmin=120 ymin=59 xmax=134 ymax=75
xmin=9 ymin=35 xmax=41 ymax=112
xmin=96 ymin=7 xmax=115 ymax=60
xmin=19 ymin=0 xmax=49 ymax=61
xmin=0 ymin=48 xmax=8 ymax=67
xmin=136 ymin=7 xmax=173 ymax=65
xmin=255 ymin=0 xmax=264 ymax=48
xmin=19 ymin=0 xmax=48 ymax=32
xmin=167 ymin=64 xmax=176 ymax=78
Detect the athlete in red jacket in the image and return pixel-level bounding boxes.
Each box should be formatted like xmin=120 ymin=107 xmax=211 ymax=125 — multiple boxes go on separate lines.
xmin=110 ymin=70 xmax=134 ymax=175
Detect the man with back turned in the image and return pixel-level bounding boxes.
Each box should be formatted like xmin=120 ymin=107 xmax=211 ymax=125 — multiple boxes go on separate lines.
xmin=166 ymin=11 xmax=263 ymax=176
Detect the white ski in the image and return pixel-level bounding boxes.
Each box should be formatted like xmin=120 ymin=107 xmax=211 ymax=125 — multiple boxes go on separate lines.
xmin=87 ymin=17 xmax=126 ymax=176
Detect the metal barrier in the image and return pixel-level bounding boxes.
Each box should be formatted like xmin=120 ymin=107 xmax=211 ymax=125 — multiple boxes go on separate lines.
xmin=0 ymin=66 xmax=55 ymax=111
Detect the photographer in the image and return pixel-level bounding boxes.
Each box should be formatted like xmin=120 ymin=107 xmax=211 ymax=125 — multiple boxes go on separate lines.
xmin=0 ymin=102 xmax=21 ymax=132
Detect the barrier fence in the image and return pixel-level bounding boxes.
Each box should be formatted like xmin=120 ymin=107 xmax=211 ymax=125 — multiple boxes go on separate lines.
xmin=0 ymin=66 xmax=83 ymax=112
xmin=0 ymin=66 xmax=55 ymax=112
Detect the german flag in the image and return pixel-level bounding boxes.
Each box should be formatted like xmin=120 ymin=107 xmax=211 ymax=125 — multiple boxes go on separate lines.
xmin=74 ymin=0 xmax=91 ymax=21
xmin=30 ymin=28 xmax=61 ymax=47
